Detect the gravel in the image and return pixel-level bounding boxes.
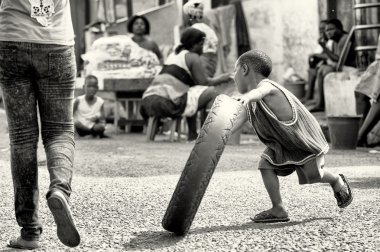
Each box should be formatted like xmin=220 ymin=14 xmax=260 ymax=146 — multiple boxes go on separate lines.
xmin=0 ymin=132 xmax=379 ymax=251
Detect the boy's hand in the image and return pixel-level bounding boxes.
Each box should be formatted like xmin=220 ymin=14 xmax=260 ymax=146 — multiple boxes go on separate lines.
xmin=233 ymin=95 xmax=250 ymax=106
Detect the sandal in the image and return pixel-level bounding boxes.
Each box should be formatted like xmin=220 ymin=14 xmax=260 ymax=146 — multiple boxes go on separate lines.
xmin=334 ymin=174 xmax=353 ymax=208
xmin=7 ymin=237 xmax=40 ymax=250
xmin=251 ymin=210 xmax=290 ymax=223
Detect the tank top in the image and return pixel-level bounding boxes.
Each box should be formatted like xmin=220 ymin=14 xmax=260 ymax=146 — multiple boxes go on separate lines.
xmin=165 ymin=50 xmax=191 ymax=75
xmin=74 ymin=95 xmax=104 ymax=129
xmin=143 ymin=50 xmax=192 ymax=101
xmin=0 ymin=0 xmax=74 ymax=45
xmin=247 ymin=79 xmax=329 ymax=166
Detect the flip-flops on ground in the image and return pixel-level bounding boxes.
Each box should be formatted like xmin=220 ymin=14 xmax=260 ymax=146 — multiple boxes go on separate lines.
xmin=334 ymin=174 xmax=353 ymax=208
xmin=7 ymin=237 xmax=40 ymax=250
xmin=251 ymin=210 xmax=290 ymax=223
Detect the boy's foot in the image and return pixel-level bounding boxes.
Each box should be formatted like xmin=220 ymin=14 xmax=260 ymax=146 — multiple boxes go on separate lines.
xmin=251 ymin=209 xmax=290 ymax=223
xmin=47 ymin=190 xmax=80 ymax=247
xmin=7 ymin=237 xmax=40 ymax=250
xmin=334 ymin=174 xmax=353 ymax=208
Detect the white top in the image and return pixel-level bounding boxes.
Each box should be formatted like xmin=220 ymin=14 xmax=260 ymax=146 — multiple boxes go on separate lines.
xmin=74 ymin=95 xmax=104 ymax=129
xmin=165 ymin=50 xmax=191 ymax=75
xmin=0 ymin=0 xmax=74 ymax=45
xmin=192 ymin=22 xmax=218 ymax=54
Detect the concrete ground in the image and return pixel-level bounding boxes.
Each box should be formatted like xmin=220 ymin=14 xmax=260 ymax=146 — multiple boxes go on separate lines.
xmin=0 ymin=128 xmax=379 ymax=251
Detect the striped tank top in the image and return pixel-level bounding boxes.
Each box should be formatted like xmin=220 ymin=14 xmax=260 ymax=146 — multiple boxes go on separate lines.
xmin=247 ymin=79 xmax=329 ymax=166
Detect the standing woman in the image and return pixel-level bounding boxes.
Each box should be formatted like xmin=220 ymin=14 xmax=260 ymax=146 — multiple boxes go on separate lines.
xmin=0 ymin=0 xmax=80 ymax=249
xmin=140 ymin=27 xmax=231 ymax=141
xmin=127 ymin=14 xmax=163 ymax=64
xmin=183 ymin=0 xmax=219 ymax=78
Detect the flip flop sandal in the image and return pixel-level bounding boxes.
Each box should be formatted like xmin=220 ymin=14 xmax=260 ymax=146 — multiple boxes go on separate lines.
xmin=7 ymin=238 xmax=40 ymax=250
xmin=334 ymin=174 xmax=353 ymax=208
xmin=251 ymin=211 xmax=290 ymax=223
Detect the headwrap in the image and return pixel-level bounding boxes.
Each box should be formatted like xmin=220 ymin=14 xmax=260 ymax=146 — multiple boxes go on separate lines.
xmin=175 ymin=27 xmax=206 ymax=54
xmin=183 ymin=0 xmax=204 ymax=19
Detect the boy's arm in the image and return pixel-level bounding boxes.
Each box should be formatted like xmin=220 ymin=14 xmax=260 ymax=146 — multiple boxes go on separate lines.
xmin=237 ymin=82 xmax=275 ymax=106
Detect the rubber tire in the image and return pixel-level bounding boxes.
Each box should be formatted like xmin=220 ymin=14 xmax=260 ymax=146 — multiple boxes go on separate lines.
xmin=162 ymin=94 xmax=245 ymax=235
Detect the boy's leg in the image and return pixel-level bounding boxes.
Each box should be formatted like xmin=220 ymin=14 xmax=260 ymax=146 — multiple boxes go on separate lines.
xmin=320 ymin=170 xmax=353 ymax=208
xmin=304 ymin=156 xmax=353 ymax=208
xmin=309 ymin=65 xmax=334 ymax=112
xmin=258 ymin=169 xmax=288 ymax=217
xmin=0 ymin=41 xmax=42 ymax=247
xmin=35 ymin=44 xmax=80 ymax=247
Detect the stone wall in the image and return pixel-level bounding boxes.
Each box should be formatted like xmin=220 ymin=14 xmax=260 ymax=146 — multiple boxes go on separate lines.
xmin=242 ymin=0 xmax=320 ymax=82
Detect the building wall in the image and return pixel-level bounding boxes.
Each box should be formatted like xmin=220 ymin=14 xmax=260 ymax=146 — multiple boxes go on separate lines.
xmin=242 ymin=0 xmax=320 ymax=82
xmin=107 ymin=3 xmax=178 ymax=46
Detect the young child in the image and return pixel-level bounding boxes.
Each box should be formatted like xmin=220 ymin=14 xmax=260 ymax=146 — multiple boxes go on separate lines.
xmin=74 ymin=75 xmax=108 ymax=138
xmin=231 ymin=49 xmax=353 ymax=223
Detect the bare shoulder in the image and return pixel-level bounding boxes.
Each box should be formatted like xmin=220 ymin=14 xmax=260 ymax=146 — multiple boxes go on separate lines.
xmin=185 ymin=52 xmax=201 ymax=66
xmin=261 ymin=81 xmax=293 ymax=121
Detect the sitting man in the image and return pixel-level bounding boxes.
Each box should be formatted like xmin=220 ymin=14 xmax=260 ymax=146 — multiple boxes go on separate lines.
xmin=303 ymin=20 xmax=333 ymax=103
xmin=74 ymin=75 xmax=108 ymax=138
xmin=309 ymin=18 xmax=357 ymax=112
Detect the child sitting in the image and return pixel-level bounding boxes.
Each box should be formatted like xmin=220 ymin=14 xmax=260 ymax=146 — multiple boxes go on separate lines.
xmin=74 ymin=75 xmax=107 ymax=138
xmin=231 ymin=50 xmax=353 ymax=223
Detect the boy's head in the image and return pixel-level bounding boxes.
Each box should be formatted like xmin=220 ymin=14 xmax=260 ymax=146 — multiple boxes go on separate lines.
xmin=233 ymin=49 xmax=272 ymax=93
xmin=84 ymin=75 xmax=99 ymax=98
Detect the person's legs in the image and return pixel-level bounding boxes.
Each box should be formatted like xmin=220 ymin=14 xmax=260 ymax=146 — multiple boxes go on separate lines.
xmin=304 ymin=68 xmax=317 ymax=101
xmin=74 ymin=121 xmax=92 ymax=136
xmin=309 ymin=65 xmax=334 ymax=112
xmin=257 ymin=169 xmax=288 ymax=218
xmin=305 ymin=156 xmax=352 ymax=208
xmin=197 ymin=86 xmax=219 ymax=125
xmin=185 ymin=87 xmax=219 ymax=141
xmin=357 ymin=101 xmax=380 ymax=146
xmin=34 ymin=44 xmax=80 ymax=247
xmin=0 ymin=41 xmax=42 ymax=247
xmin=36 ymin=44 xmax=75 ymax=199
xmin=92 ymin=123 xmax=106 ymax=137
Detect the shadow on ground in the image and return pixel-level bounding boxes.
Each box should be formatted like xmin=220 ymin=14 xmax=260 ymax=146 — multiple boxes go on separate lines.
xmin=124 ymin=217 xmax=332 ymax=250
xmin=351 ymin=177 xmax=380 ymax=189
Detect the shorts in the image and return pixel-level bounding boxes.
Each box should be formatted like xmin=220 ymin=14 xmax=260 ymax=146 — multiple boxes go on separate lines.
xmin=182 ymin=85 xmax=208 ymax=117
xmin=140 ymin=94 xmax=187 ymax=119
xmin=258 ymin=155 xmax=325 ymax=185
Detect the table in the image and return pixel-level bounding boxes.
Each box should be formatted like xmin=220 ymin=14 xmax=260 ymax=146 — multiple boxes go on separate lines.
xmin=103 ymin=78 xmax=153 ymax=132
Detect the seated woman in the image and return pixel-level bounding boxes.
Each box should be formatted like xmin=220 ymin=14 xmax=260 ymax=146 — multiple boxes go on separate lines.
xmin=140 ymin=27 xmax=231 ymax=141
xmin=127 ymin=15 xmax=163 ymax=64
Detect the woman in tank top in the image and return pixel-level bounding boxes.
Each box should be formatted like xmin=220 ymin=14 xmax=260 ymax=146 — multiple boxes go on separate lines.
xmin=140 ymin=27 xmax=231 ymax=141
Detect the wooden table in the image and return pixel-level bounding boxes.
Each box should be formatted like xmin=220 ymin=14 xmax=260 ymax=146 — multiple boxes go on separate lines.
xmin=103 ymin=78 xmax=153 ymax=132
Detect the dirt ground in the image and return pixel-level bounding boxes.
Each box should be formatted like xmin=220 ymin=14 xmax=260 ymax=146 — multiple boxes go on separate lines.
xmin=0 ymin=126 xmax=379 ymax=178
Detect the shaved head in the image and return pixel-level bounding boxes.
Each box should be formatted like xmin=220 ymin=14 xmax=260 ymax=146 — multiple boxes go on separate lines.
xmin=237 ymin=50 xmax=272 ymax=77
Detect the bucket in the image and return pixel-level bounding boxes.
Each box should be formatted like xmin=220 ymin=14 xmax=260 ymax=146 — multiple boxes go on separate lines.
xmin=284 ymin=80 xmax=306 ymax=99
xmin=327 ymin=115 xmax=362 ymax=149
